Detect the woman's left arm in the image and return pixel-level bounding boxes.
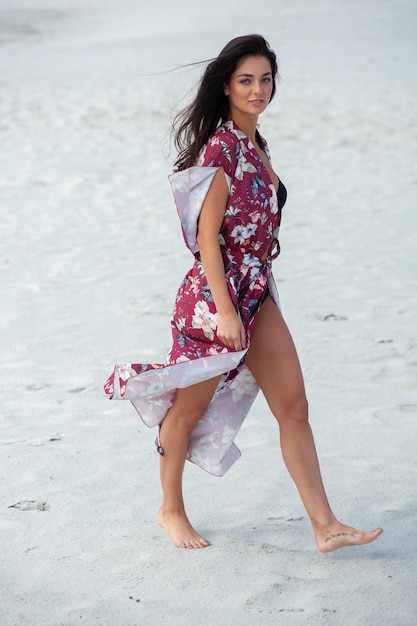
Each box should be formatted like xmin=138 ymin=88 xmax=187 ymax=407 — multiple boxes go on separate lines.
xmin=197 ymin=168 xmax=246 ymax=351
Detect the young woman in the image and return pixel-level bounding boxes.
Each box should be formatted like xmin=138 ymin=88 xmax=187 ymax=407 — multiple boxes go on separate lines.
xmin=104 ymin=35 xmax=383 ymax=551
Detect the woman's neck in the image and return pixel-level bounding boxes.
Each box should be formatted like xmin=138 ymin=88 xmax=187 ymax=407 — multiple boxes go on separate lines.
xmin=228 ymin=112 xmax=259 ymax=145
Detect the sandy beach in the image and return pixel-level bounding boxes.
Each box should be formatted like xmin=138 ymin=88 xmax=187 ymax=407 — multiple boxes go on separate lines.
xmin=1 ymin=0 xmax=416 ymax=624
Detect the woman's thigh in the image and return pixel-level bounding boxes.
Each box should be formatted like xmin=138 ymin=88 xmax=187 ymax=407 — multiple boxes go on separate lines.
xmin=246 ymin=297 xmax=307 ymax=421
xmin=167 ymin=375 xmax=222 ymax=427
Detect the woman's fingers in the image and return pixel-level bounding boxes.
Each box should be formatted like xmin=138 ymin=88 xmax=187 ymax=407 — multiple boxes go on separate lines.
xmin=220 ymin=330 xmax=246 ymax=351
xmin=220 ymin=336 xmax=237 ymax=350
xmin=216 ymin=313 xmax=246 ymax=351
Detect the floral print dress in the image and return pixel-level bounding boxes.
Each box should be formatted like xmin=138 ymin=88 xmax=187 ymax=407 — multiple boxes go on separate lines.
xmin=104 ymin=119 xmax=286 ymax=476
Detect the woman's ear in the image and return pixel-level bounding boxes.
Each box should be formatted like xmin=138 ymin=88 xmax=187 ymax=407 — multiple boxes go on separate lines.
xmin=224 ymin=83 xmax=230 ymax=96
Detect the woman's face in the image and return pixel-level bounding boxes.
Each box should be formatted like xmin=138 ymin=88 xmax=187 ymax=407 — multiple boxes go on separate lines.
xmin=225 ymin=55 xmax=273 ymax=120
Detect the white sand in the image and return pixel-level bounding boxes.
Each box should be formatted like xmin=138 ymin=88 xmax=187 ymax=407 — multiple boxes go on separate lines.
xmin=1 ymin=0 xmax=416 ymax=624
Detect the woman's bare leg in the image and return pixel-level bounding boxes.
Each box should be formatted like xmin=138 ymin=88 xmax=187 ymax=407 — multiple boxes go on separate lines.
xmin=157 ymin=375 xmax=221 ymax=549
xmin=246 ymin=297 xmax=383 ymax=552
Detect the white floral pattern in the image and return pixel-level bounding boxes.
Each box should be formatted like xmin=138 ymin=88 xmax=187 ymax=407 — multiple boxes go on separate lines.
xmin=192 ymin=300 xmax=218 ymax=340
xmin=231 ymin=222 xmax=258 ymax=244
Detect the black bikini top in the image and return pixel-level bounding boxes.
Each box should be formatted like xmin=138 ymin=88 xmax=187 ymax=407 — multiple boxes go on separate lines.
xmin=277 ymin=180 xmax=287 ymax=210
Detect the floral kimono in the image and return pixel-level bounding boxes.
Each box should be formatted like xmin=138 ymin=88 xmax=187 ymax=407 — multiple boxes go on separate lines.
xmin=104 ymin=119 xmax=287 ymax=476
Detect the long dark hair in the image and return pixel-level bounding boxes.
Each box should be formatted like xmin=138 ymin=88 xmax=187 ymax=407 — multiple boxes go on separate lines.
xmin=173 ymin=34 xmax=279 ymax=170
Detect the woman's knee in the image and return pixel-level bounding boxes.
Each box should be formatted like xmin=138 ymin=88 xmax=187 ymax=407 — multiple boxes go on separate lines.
xmin=274 ymin=395 xmax=309 ymax=425
xmin=166 ymin=396 xmax=211 ymax=433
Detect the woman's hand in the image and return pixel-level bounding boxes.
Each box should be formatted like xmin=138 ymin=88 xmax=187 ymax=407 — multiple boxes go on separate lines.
xmin=217 ymin=310 xmax=247 ymax=351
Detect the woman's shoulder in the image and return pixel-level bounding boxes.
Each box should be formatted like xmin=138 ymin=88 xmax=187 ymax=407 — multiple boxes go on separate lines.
xmin=207 ymin=122 xmax=241 ymax=150
xmin=197 ymin=122 xmax=241 ymax=172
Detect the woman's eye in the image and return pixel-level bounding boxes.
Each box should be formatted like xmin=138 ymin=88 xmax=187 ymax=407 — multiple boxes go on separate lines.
xmin=262 ymin=77 xmax=271 ymax=83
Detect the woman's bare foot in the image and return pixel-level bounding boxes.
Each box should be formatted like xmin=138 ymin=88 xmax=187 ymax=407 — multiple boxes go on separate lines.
xmin=157 ymin=509 xmax=211 ymax=549
xmin=315 ymin=521 xmax=383 ymax=553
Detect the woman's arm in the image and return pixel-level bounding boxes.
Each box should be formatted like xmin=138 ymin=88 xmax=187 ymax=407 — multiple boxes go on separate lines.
xmin=196 ymin=168 xmax=246 ymax=351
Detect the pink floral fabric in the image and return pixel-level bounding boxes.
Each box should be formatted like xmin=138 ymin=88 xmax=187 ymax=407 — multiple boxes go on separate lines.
xmin=104 ymin=119 xmax=284 ymax=476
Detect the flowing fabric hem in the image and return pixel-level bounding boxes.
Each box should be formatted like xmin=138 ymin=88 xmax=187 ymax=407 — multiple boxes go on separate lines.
xmin=109 ymin=349 xmax=260 ymax=476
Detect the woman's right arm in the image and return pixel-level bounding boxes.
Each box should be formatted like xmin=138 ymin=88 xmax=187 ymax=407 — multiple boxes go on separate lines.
xmin=196 ymin=168 xmax=246 ymax=351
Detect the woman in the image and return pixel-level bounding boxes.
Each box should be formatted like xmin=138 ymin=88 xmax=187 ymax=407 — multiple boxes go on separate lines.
xmin=104 ymin=35 xmax=383 ymax=551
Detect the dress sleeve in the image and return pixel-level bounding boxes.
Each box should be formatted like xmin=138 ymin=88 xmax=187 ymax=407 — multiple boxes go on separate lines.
xmin=197 ymin=131 xmax=239 ymax=179
xmin=169 ymin=130 xmax=240 ymax=254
